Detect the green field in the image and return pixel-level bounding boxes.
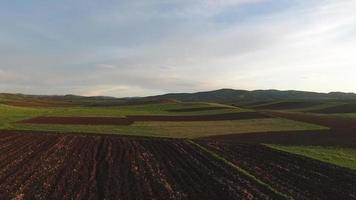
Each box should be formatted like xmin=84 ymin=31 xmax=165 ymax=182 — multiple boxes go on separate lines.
xmin=0 ymin=102 xmax=326 ymax=138
xmin=268 ymin=145 xmax=356 ymax=170
xmin=331 ymin=113 xmax=356 ymax=120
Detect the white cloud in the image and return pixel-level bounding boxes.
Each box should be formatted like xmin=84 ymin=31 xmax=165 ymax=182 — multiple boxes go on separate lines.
xmin=0 ymin=0 xmax=356 ymax=96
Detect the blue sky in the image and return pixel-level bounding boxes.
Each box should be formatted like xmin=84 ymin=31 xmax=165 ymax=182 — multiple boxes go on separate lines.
xmin=0 ymin=0 xmax=356 ymax=97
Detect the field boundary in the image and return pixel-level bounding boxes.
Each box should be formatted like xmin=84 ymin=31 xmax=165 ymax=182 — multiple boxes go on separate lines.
xmin=188 ymin=140 xmax=294 ymax=200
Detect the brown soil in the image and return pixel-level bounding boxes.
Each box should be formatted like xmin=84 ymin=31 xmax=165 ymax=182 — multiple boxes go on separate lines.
xmin=18 ymin=116 xmax=134 ymax=125
xmin=197 ymin=141 xmax=356 ymax=200
xmin=0 ymin=131 xmax=284 ymax=200
xmin=17 ymin=112 xmax=271 ymax=125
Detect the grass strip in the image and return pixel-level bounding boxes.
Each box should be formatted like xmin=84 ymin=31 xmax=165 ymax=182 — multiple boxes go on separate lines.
xmin=188 ymin=140 xmax=294 ymax=200
xmin=267 ymin=144 xmax=356 ymax=171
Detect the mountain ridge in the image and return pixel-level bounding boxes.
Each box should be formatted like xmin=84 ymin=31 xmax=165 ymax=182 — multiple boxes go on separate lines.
xmin=1 ymin=89 xmax=356 ymax=105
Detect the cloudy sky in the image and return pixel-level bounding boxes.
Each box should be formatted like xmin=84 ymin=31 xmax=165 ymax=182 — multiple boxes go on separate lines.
xmin=1 ymin=0 xmax=356 ymax=97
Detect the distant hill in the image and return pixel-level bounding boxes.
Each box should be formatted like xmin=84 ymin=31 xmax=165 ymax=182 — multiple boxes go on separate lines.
xmin=0 ymin=93 xmax=123 ymax=107
xmin=2 ymin=89 xmax=356 ymax=107
xmin=0 ymin=93 xmax=178 ymax=107
xmin=142 ymin=89 xmax=356 ymax=104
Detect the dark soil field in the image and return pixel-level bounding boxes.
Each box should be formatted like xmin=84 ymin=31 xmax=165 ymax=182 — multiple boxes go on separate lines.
xmin=0 ymin=131 xmax=284 ymax=200
xmin=200 ymin=129 xmax=356 ymax=147
xmin=312 ymin=103 xmax=356 ymax=113
xmin=18 ymin=112 xmax=271 ymax=125
xmin=196 ymin=141 xmax=356 ymax=200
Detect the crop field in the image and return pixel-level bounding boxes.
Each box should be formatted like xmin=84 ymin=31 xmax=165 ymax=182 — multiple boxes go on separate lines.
xmin=3 ymin=0 xmax=356 ymax=198
xmin=196 ymin=141 xmax=356 ymax=200
xmin=1 ymin=99 xmax=356 ymax=199
xmin=0 ymin=132 xmax=285 ymax=200
xmin=0 ymin=103 xmax=326 ymax=138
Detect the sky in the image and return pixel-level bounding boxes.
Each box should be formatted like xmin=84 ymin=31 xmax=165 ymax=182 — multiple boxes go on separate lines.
xmin=0 ymin=0 xmax=356 ymax=97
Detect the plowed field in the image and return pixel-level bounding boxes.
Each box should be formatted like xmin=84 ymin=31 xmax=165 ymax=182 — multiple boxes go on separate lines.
xmin=0 ymin=131 xmax=284 ymax=200
xmin=197 ymin=141 xmax=356 ymax=200
xmin=17 ymin=112 xmax=270 ymax=125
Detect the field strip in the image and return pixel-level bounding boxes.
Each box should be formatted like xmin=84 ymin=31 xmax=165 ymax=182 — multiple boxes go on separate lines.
xmin=188 ymin=140 xmax=294 ymax=200
xmin=266 ymin=144 xmax=356 ymax=171
xmin=17 ymin=112 xmax=271 ymax=126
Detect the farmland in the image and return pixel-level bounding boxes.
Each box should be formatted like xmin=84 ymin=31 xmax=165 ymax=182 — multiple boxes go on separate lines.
xmin=0 ymin=103 xmax=326 ymax=138
xmin=3 ymin=0 xmax=356 ymax=198
xmin=0 ymin=132 xmax=285 ymax=200
xmin=0 ymin=96 xmax=356 ymax=199
xmin=195 ymin=141 xmax=356 ymax=200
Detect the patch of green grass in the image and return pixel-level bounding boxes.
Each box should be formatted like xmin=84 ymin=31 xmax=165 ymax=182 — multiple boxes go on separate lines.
xmin=0 ymin=102 xmax=245 ymax=119
xmin=268 ymin=145 xmax=356 ymax=171
xmin=0 ymin=104 xmax=46 ymax=129
xmin=15 ymin=102 xmax=247 ymax=117
xmin=330 ymin=113 xmax=356 ymax=120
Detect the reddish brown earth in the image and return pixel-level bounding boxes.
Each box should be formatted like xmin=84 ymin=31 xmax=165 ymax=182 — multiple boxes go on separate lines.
xmin=196 ymin=141 xmax=356 ymax=200
xmin=19 ymin=116 xmax=134 ymax=125
xmin=0 ymin=131 xmax=284 ymax=200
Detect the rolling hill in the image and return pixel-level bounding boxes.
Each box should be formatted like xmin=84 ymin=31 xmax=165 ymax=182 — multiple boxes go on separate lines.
xmin=143 ymin=89 xmax=356 ymax=104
